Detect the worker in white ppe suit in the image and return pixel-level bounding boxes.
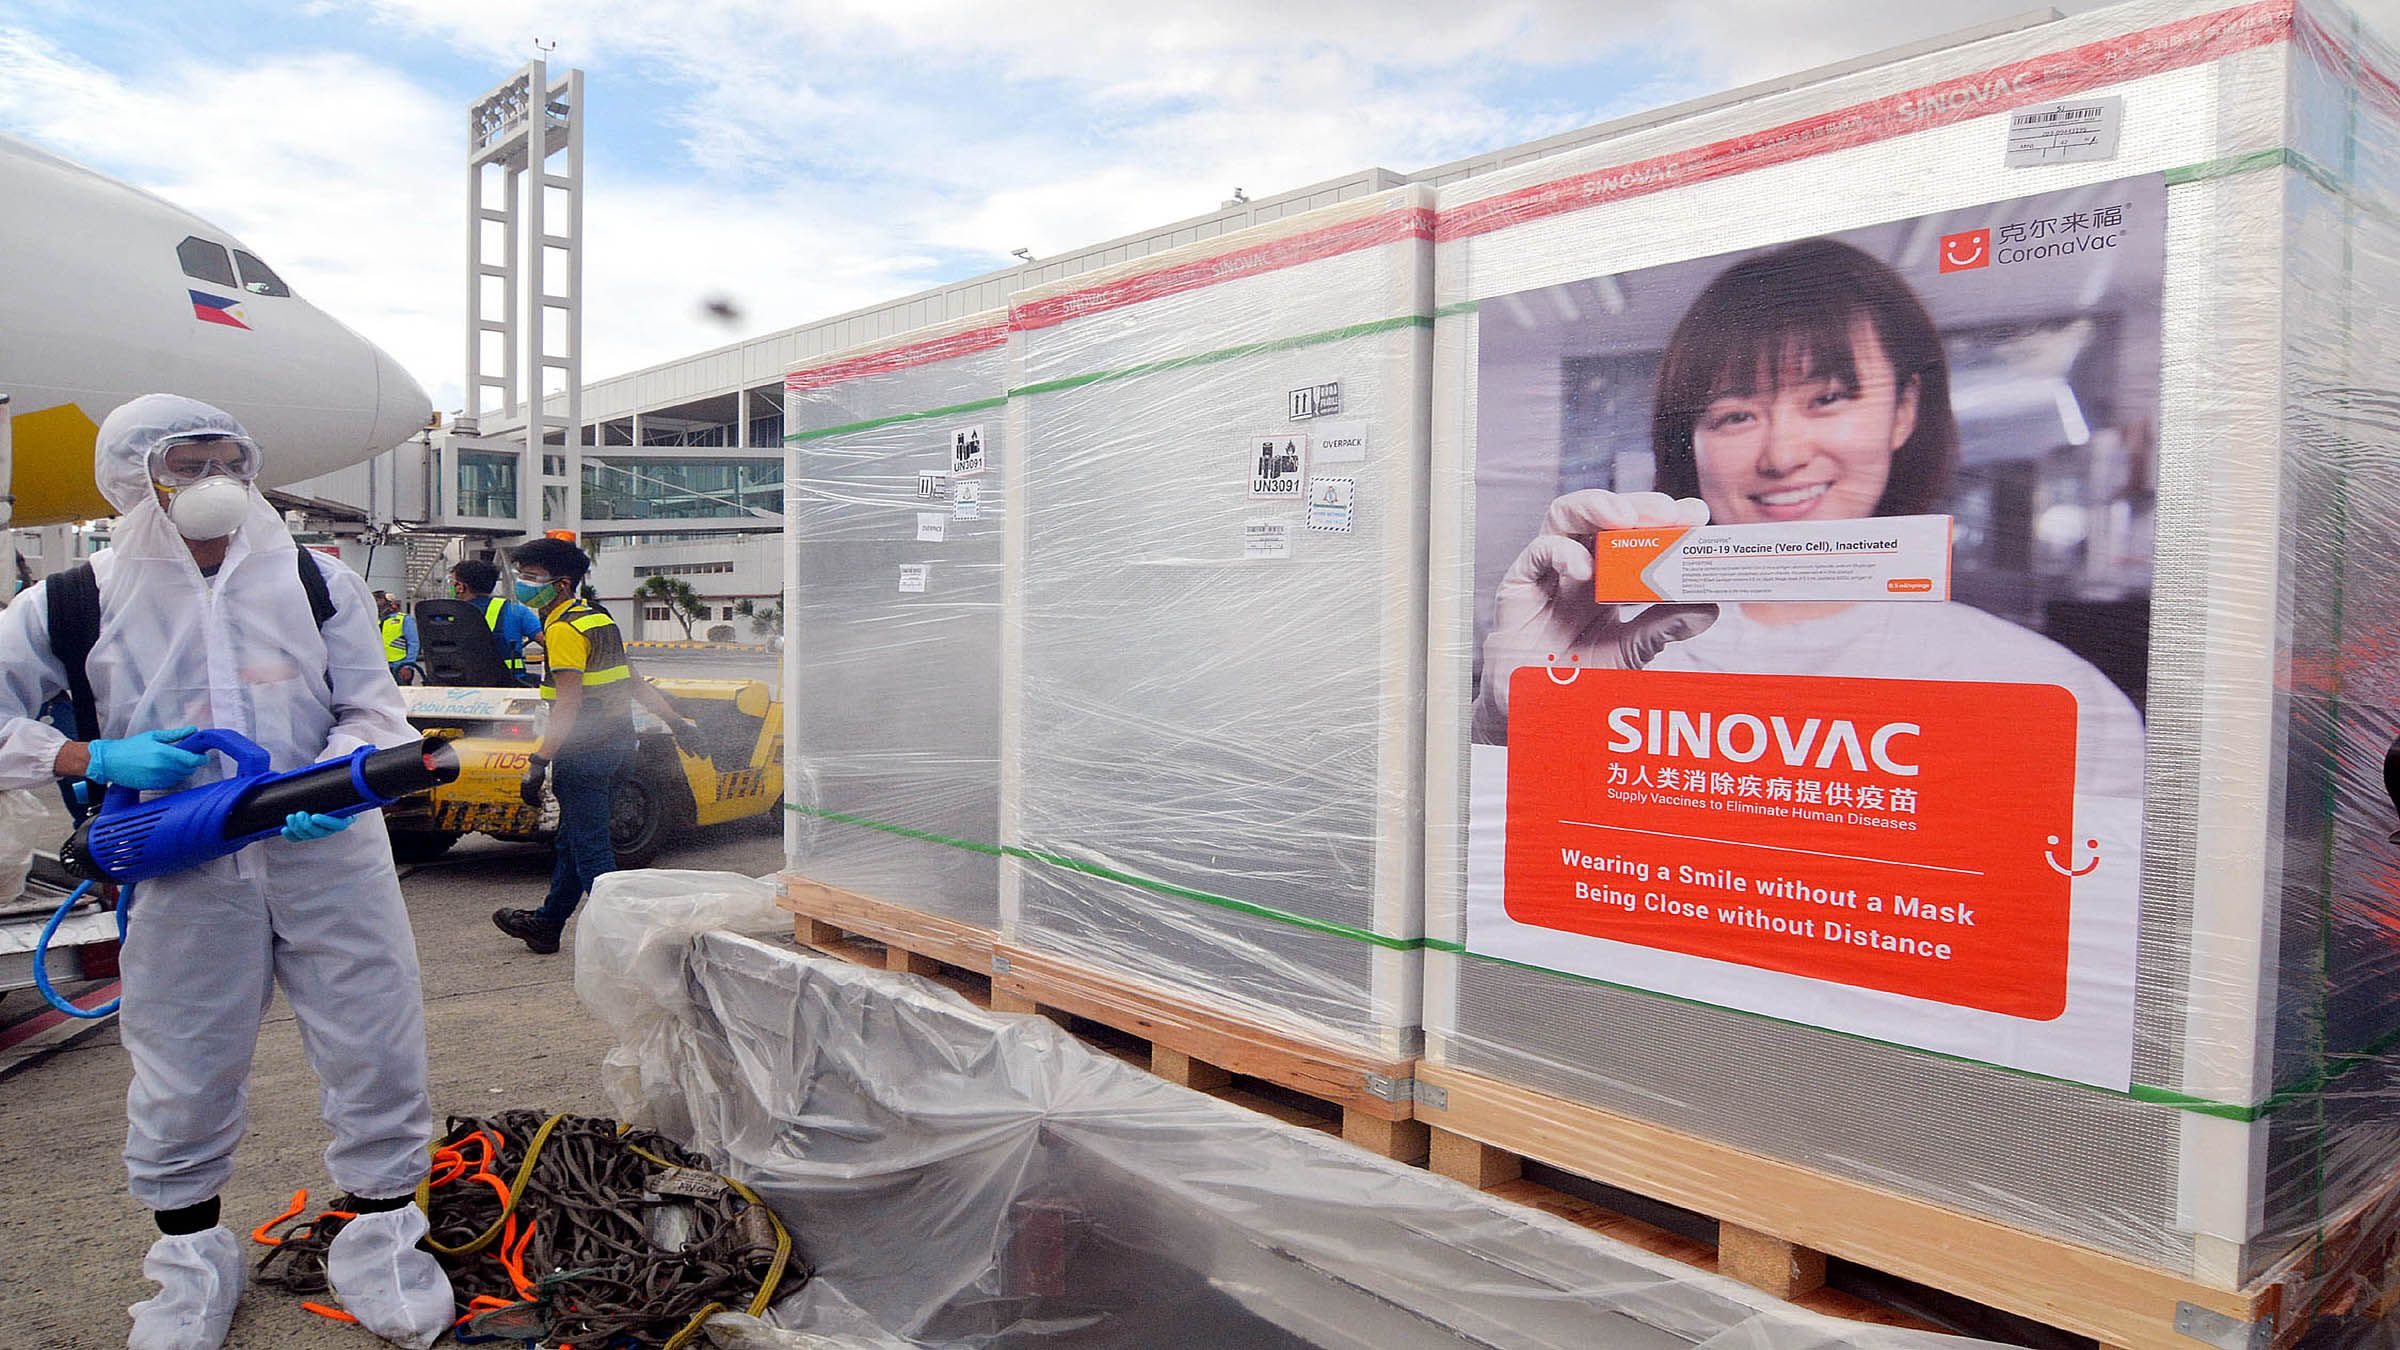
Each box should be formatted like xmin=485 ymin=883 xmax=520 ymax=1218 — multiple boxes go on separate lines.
xmin=0 ymin=395 xmax=453 ymax=1349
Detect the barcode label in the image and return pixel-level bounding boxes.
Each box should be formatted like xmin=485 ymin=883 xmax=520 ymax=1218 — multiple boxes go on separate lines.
xmin=2005 ymin=97 xmax=2123 ymax=168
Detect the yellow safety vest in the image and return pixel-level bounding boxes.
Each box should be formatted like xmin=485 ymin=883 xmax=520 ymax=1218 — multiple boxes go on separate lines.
xmin=381 ymin=614 xmax=407 ymax=663
xmin=483 ymin=596 xmax=525 ymax=673
xmin=538 ymin=602 xmax=631 ymax=702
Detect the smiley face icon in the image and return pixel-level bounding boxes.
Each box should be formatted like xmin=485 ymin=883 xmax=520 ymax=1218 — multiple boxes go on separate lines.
xmin=1939 ymin=228 xmax=1992 ymax=273
xmin=1545 ymin=652 xmax=1583 ymax=686
xmin=2045 ymin=834 xmax=2100 ymax=877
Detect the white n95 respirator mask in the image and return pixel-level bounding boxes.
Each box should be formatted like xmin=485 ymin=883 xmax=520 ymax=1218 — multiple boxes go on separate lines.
xmin=164 ymin=476 xmax=253 ymax=540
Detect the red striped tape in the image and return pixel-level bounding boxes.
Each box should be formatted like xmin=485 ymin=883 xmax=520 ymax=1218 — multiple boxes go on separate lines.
xmin=2293 ymin=2 xmax=2400 ymax=121
xmin=1434 ymin=1 xmax=2295 ymax=244
xmin=784 ymin=321 xmax=1010 ymax=393
xmin=1006 ymin=205 xmax=1436 ymax=333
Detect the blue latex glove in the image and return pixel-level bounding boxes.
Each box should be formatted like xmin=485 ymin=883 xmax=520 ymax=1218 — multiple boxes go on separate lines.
xmin=282 ymin=812 xmax=352 ymax=842
xmin=85 ymin=727 xmax=206 ymax=790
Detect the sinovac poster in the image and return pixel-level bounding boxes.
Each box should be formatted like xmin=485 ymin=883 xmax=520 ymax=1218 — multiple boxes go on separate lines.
xmin=1464 ymin=175 xmax=2164 ymax=1089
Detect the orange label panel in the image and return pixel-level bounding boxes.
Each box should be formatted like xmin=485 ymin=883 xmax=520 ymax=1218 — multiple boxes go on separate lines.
xmin=1504 ymin=668 xmax=2078 ymax=1019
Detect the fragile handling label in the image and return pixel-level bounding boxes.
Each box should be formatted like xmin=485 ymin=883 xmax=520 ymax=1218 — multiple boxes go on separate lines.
xmin=1592 ymin=515 xmax=1952 ymax=604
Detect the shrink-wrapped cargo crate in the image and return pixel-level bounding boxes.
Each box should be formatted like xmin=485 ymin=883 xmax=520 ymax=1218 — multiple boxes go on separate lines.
xmin=782 ymin=314 xmax=1010 ymax=942
xmin=1000 ymin=187 xmax=1436 ymax=1055
xmin=1424 ymin=0 xmax=2400 ymax=1301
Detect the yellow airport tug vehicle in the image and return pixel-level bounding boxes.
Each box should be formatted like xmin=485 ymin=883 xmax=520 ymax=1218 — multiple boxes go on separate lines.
xmin=383 ymin=599 xmax=782 ymax=865
xmin=387 ymin=679 xmax=781 ymax=866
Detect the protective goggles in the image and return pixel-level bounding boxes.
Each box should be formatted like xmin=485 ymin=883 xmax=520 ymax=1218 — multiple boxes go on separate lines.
xmin=148 ymin=434 xmax=262 ymax=488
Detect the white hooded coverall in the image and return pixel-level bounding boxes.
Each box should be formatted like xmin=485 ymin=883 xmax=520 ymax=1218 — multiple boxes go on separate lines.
xmin=0 ymin=397 xmax=440 ymax=1337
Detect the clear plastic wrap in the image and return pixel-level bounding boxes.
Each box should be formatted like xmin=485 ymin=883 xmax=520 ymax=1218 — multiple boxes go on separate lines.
xmin=782 ymin=316 xmax=1010 ymax=936
xmin=574 ymin=868 xmax=797 ymax=1145
xmin=1000 ymin=188 xmax=1434 ymax=1056
xmin=579 ymin=870 xmax=1996 ymax=1350
xmin=1425 ymin=0 xmax=2400 ymax=1298
xmin=0 ymin=787 xmax=57 ymax=904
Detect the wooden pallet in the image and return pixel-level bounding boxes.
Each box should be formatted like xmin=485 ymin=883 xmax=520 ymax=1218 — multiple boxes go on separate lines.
xmin=1413 ymin=1061 xmax=2400 ymax=1350
xmin=775 ymin=874 xmax=996 ymax=981
xmin=990 ymin=943 xmax=1428 ymax=1162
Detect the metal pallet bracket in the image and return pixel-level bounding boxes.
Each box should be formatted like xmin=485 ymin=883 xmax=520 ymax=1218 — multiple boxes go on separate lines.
xmin=2174 ymin=1301 xmax=2273 ymax=1350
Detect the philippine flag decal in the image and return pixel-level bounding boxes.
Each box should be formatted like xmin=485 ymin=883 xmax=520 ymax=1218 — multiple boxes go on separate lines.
xmin=189 ymin=289 xmax=250 ymax=329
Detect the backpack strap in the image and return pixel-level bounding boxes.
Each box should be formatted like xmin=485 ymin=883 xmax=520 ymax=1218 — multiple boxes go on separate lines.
xmin=44 ymin=563 xmax=101 ymax=747
xmin=43 ymin=562 xmax=102 ymax=819
xmin=295 ymin=548 xmax=337 ymax=627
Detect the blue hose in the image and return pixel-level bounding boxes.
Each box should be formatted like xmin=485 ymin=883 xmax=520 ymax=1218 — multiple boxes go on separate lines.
xmin=33 ymin=879 xmax=129 ymax=1019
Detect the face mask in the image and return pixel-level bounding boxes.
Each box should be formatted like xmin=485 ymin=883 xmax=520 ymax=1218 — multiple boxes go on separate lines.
xmin=515 ymin=579 xmax=558 ymax=606
xmin=164 ymin=476 xmax=251 ymax=540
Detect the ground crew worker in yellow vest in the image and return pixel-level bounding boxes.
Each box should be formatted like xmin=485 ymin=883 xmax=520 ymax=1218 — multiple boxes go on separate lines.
xmin=490 ymin=537 xmax=704 ymax=953
xmin=447 ymin=558 xmax=543 ymax=685
xmin=374 ymin=590 xmax=420 ymax=685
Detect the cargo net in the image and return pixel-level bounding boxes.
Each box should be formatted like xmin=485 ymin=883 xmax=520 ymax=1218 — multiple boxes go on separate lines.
xmin=252 ymin=1110 xmax=805 ymax=1348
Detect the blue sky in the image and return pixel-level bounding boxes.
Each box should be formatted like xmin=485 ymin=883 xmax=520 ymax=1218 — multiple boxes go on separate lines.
xmin=9 ymin=0 xmax=2381 ymax=416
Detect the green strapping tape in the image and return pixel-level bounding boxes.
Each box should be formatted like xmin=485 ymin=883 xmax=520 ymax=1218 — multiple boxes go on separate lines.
xmin=790 ymin=806 xmax=2294 ymax=1118
xmin=1435 ymin=300 xmax=1480 ymax=317
xmin=785 ymin=804 xmax=1005 ymax=856
xmin=1424 ymin=943 xmax=2265 ymax=1121
xmin=781 ymin=315 xmax=1433 ymax=444
xmin=2163 ymin=146 xmax=2294 ymax=186
xmin=785 ymin=394 xmax=1008 ymax=445
xmin=1007 ymin=314 xmax=1433 ymax=400
xmin=1001 ymin=844 xmax=1422 ymax=952
xmin=785 ymin=802 xmax=1420 ymax=951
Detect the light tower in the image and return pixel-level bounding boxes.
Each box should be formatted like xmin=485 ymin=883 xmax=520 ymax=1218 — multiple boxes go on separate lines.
xmin=464 ymin=58 xmax=584 ymax=540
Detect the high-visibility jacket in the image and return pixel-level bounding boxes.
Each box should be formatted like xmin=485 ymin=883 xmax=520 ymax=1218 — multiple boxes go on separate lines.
xmin=381 ymin=614 xmax=408 ymax=663
xmin=538 ymin=599 xmax=633 ymax=740
xmin=483 ymin=596 xmax=526 ymax=675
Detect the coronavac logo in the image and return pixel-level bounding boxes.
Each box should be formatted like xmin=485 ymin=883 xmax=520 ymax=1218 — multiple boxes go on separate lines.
xmin=1938 ymin=229 xmax=1991 ymax=273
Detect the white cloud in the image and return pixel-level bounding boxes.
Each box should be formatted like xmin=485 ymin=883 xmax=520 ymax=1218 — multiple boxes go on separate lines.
xmin=0 ymin=24 xmax=952 ymax=415
xmin=11 ymin=0 xmax=2400 ymax=420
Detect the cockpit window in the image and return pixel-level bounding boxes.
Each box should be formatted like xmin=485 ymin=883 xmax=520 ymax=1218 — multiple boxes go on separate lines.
xmin=233 ymin=250 xmax=291 ymax=297
xmin=177 ymin=236 xmax=236 ymax=287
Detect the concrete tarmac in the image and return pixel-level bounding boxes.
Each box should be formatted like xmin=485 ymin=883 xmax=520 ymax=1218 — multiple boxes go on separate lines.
xmin=0 ymin=811 xmax=784 ymax=1349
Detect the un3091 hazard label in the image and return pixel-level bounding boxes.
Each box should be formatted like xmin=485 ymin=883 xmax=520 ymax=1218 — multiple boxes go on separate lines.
xmin=1249 ymin=433 xmax=1307 ymax=498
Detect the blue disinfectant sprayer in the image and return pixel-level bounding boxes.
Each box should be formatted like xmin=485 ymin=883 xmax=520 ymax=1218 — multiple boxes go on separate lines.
xmin=35 ymin=730 xmax=460 ymax=1018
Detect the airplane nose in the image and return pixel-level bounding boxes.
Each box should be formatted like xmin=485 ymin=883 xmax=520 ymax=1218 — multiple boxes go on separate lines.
xmin=368 ymin=346 xmax=433 ymax=452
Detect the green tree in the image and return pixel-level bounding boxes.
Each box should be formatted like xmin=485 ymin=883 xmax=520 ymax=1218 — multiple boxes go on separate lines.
xmin=733 ymin=597 xmax=783 ymax=638
xmin=635 ymin=575 xmax=709 ymax=639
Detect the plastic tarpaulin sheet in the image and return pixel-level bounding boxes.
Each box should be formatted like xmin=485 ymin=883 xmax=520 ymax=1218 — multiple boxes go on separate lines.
xmin=577 ymin=870 xmax=1998 ymax=1350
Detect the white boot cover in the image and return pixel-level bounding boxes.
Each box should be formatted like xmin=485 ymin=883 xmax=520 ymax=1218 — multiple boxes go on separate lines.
xmin=127 ymin=1226 xmax=243 ymax=1350
xmin=324 ymin=1206 xmax=453 ymax=1348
